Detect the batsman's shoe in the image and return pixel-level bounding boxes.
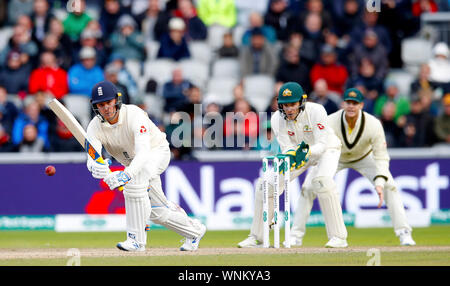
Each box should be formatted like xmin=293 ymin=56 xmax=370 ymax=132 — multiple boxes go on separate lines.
xmin=398 ymin=229 xmax=416 ymax=246
xmin=283 ymin=236 xmax=303 ymax=247
xmin=325 ymin=237 xmax=348 ymax=248
xmin=180 ymin=222 xmax=207 ymax=251
xmin=117 ymin=239 xmax=145 ymax=252
xmin=237 ymin=236 xmax=262 ymax=248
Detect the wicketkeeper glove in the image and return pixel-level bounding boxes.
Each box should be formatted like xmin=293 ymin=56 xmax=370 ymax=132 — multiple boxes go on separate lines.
xmin=86 ymin=157 xmax=111 ymax=179
xmin=104 ymin=171 xmax=131 ymax=190
xmin=294 ymin=142 xmax=310 ymax=170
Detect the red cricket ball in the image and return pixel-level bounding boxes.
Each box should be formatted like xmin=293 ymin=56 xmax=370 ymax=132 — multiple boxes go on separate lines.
xmin=45 ymin=165 xmax=56 ymax=176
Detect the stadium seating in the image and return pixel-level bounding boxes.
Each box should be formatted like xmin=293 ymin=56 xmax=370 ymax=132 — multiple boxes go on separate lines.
xmin=211 ymin=58 xmax=241 ymax=79
xmin=143 ymin=59 xmax=176 ymax=88
xmin=401 ymin=37 xmax=433 ymax=75
xmin=206 ymin=77 xmax=239 ymax=105
xmin=243 ymin=75 xmax=275 ymax=112
xmin=188 ymin=41 xmax=214 ymax=64
xmin=178 ymin=59 xmax=210 ymax=89
xmin=63 ymin=94 xmax=92 ymax=128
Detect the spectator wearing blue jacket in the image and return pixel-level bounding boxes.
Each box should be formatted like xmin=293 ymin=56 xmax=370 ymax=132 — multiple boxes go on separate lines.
xmin=157 ymin=17 xmax=190 ymax=61
xmin=12 ymin=97 xmax=49 ymax=150
xmin=68 ymin=47 xmax=105 ymax=96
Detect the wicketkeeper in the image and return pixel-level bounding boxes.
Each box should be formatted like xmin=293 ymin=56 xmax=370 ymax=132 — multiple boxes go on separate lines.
xmin=289 ymin=88 xmax=415 ymax=246
xmin=238 ymin=82 xmax=348 ymax=248
xmin=86 ymin=80 xmax=206 ymax=251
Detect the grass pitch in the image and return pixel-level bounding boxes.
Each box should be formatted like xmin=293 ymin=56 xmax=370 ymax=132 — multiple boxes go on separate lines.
xmin=0 ymin=226 xmax=449 ymax=266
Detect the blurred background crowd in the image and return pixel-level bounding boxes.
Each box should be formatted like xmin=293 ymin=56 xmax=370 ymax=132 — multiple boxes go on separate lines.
xmin=0 ymin=0 xmax=449 ymax=160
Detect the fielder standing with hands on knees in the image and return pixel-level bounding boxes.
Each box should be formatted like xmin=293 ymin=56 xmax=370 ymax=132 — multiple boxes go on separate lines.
xmin=86 ymin=80 xmax=206 ymax=252
xmin=238 ymin=82 xmax=349 ymax=248
xmin=289 ymin=88 xmax=415 ymax=246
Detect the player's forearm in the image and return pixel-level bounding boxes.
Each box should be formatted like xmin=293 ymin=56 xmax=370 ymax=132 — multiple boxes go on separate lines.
xmin=124 ymin=135 xmax=151 ymax=179
xmin=309 ymin=142 xmax=326 ymax=158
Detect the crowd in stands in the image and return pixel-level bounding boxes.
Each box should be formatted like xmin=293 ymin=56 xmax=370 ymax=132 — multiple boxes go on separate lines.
xmin=0 ymin=0 xmax=449 ymax=160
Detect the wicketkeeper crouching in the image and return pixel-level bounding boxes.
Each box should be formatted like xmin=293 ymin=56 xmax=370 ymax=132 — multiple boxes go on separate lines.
xmin=238 ymin=82 xmax=348 ymax=248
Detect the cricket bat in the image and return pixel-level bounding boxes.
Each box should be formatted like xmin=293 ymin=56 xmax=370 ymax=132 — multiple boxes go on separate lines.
xmin=48 ymin=98 xmax=123 ymax=191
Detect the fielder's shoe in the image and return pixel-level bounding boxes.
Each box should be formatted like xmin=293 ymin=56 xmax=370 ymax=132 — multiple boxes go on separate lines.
xmin=237 ymin=236 xmax=262 ymax=248
xmin=117 ymin=239 xmax=145 ymax=252
xmin=180 ymin=221 xmax=207 ymax=251
xmin=283 ymin=236 xmax=303 ymax=247
xmin=398 ymin=229 xmax=416 ymax=246
xmin=325 ymin=237 xmax=348 ymax=248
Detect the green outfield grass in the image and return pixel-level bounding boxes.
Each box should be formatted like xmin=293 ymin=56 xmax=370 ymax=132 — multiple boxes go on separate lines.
xmin=0 ymin=226 xmax=449 ymax=266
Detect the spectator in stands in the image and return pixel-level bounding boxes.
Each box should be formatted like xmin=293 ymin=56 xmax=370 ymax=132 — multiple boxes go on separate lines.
xmin=292 ymin=0 xmax=334 ymax=34
xmin=0 ymin=86 xmax=19 ymax=134
xmin=18 ymin=124 xmax=45 ymax=152
xmin=296 ymin=12 xmax=326 ymax=67
xmin=0 ymin=124 xmax=15 ymax=152
xmin=108 ymin=53 xmax=139 ymax=99
xmin=0 ymin=23 xmax=39 ymax=69
xmin=308 ymin=79 xmax=341 ymax=115
xmin=349 ymin=29 xmax=389 ymax=81
xmin=380 ymin=101 xmax=404 ymax=147
xmin=12 ymin=96 xmax=49 ymax=150
xmin=110 ymin=15 xmax=146 ymax=62
xmin=68 ymin=47 xmax=104 ymax=96
xmin=310 ymin=44 xmax=348 ymax=95
xmin=275 ymin=43 xmax=310 ymax=91
xmin=402 ymin=94 xmax=436 ymax=147
xmin=48 ymin=18 xmax=73 ymax=65
xmin=240 ymin=28 xmax=278 ymax=77
xmin=30 ymin=0 xmax=55 ymax=43
xmin=349 ymin=10 xmax=392 ymax=53
xmin=99 ymin=0 xmax=124 ymax=36
xmin=135 ymin=0 xmax=171 ymax=42
xmin=347 ymin=57 xmax=383 ymax=113
xmin=197 ymin=0 xmax=237 ymax=28
xmin=241 ymin=12 xmax=277 ymax=46
xmin=223 ymin=98 xmax=259 ymax=150
xmin=173 ymin=0 xmax=208 ymax=41
xmin=428 ymin=42 xmax=450 ymax=84
xmin=217 ymin=31 xmax=239 ymax=58
xmin=264 ymin=81 xmax=283 ymax=120
xmin=7 ymin=0 xmax=34 ymax=25
xmin=0 ymin=50 xmax=31 ymax=95
xmin=103 ymin=63 xmax=131 ymax=104
xmin=412 ymin=0 xmax=439 ymax=16
xmin=77 ymin=28 xmax=107 ymax=68
xmin=41 ymin=33 xmax=72 ymax=71
xmin=434 ymin=93 xmax=450 ymax=144
xmin=374 ymin=81 xmax=410 ymax=123
xmin=63 ymin=0 xmax=92 ymax=42
xmin=410 ymin=63 xmax=439 ymax=95
xmin=28 ymin=52 xmax=68 ymax=100
xmin=333 ymin=0 xmax=363 ymax=38
xmin=264 ymin=0 xmax=294 ymax=41
xmin=222 ymin=83 xmax=257 ymax=115
xmin=161 ymin=67 xmax=193 ymax=112
xmin=157 ymin=17 xmax=191 ymax=61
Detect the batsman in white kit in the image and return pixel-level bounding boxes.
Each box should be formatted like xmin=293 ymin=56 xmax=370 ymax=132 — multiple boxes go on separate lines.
xmin=238 ymin=82 xmax=349 ymax=248
xmin=289 ymin=88 xmax=416 ymax=246
xmin=86 ymin=81 xmax=206 ymax=251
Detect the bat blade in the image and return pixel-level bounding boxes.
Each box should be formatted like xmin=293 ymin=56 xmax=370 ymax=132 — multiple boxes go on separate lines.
xmin=48 ymin=98 xmax=123 ymax=191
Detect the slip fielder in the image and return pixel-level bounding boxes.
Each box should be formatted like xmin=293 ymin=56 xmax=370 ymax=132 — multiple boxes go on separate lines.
xmin=289 ymin=88 xmax=415 ymax=246
xmin=238 ymin=82 xmax=348 ymax=248
xmin=86 ymin=80 xmax=206 ymax=251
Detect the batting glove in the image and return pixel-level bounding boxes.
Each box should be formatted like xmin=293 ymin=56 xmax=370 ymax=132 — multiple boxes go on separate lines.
xmin=87 ymin=158 xmax=111 ymax=179
xmin=104 ymin=171 xmax=131 ymax=190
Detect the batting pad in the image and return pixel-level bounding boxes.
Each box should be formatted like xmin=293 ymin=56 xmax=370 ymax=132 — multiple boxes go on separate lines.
xmin=123 ymin=187 xmax=151 ymax=245
xmin=313 ymin=176 xmax=347 ymax=240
